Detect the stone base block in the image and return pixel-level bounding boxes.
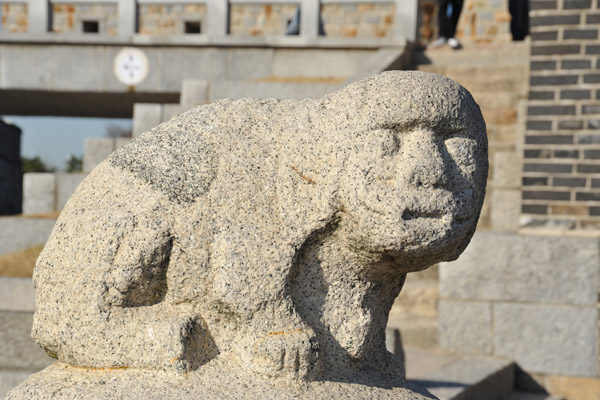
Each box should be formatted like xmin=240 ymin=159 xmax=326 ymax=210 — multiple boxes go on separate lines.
xmin=8 ymin=361 xmax=437 ymax=400
xmin=439 ymin=300 xmax=492 ymax=355
xmin=440 ymin=232 xmax=599 ymax=306
xmin=494 ymin=303 xmax=598 ymax=377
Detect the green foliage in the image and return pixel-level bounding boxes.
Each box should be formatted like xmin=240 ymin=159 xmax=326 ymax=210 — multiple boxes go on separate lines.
xmin=65 ymin=155 xmax=83 ymax=173
xmin=21 ymin=156 xmax=55 ymax=174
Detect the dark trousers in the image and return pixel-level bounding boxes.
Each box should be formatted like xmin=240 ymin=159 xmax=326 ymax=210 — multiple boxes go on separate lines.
xmin=509 ymin=0 xmax=529 ymax=41
xmin=438 ymin=0 xmax=464 ymax=38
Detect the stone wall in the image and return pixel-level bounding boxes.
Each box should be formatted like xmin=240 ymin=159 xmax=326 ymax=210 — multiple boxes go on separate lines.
xmin=321 ymin=3 xmax=395 ymax=38
xmin=22 ymin=173 xmax=86 ymax=215
xmin=52 ymin=3 xmax=118 ymax=35
xmin=0 ymin=120 xmax=22 ymax=215
xmin=417 ymin=0 xmax=512 ymax=46
xmin=522 ymin=0 xmax=600 ymax=232
xmin=439 ymin=232 xmax=600 ymax=378
xmin=138 ymin=4 xmax=207 ymax=35
xmin=229 ymin=3 xmax=298 ymax=36
xmin=0 ymin=3 xmax=27 ymax=33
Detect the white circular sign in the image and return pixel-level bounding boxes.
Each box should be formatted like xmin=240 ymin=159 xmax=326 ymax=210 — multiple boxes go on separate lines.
xmin=113 ymin=47 xmax=149 ymax=86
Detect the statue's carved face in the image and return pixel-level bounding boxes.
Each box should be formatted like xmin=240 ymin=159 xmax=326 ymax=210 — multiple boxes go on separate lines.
xmin=338 ymin=90 xmax=487 ymax=266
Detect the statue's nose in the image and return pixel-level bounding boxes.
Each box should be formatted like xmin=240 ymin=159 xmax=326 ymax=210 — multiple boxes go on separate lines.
xmin=398 ymin=129 xmax=447 ymax=188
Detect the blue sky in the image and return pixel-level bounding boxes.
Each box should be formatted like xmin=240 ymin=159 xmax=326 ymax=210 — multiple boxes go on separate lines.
xmin=4 ymin=116 xmax=132 ymax=171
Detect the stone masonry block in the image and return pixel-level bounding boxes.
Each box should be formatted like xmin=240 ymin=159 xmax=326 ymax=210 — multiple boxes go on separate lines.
xmin=132 ymin=104 xmax=162 ymax=137
xmin=115 ymin=138 xmax=131 ymax=151
xmin=0 ymin=278 xmax=35 ymax=312
xmin=439 ymin=300 xmax=493 ymax=355
xmin=493 ymin=152 xmax=521 ymax=188
xmin=494 ymin=303 xmax=598 ymax=376
xmin=440 ymin=232 xmax=600 ymax=305
xmin=22 ymin=173 xmax=55 ymax=215
xmin=0 ymin=311 xmax=54 ymax=371
xmin=180 ymin=79 xmax=208 ymax=107
xmin=162 ymin=104 xmax=188 ymax=122
xmin=490 ymin=189 xmax=521 ymax=231
xmin=83 ymin=138 xmax=115 ymax=173
xmin=0 ymin=217 xmax=57 ymax=255
xmin=55 ymin=173 xmax=87 ymax=211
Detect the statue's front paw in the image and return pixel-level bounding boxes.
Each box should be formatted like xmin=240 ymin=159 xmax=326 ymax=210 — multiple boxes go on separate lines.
xmin=248 ymin=329 xmax=321 ymax=381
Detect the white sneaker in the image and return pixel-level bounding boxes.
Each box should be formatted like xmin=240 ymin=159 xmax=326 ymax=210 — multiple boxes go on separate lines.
xmin=447 ymin=37 xmax=462 ymax=49
xmin=430 ymin=37 xmax=447 ymax=48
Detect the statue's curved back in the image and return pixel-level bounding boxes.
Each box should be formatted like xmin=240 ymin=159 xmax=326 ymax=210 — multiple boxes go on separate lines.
xmin=18 ymin=71 xmax=487 ymax=400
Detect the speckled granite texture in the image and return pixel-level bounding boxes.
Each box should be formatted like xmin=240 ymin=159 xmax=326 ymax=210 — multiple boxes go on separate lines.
xmin=8 ymin=71 xmax=487 ymax=399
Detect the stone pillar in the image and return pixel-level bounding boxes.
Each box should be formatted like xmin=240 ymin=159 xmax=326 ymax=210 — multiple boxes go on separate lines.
xmin=300 ymin=0 xmax=319 ymax=39
xmin=117 ymin=0 xmax=136 ymax=36
xmin=394 ymin=0 xmax=418 ymax=41
xmin=28 ymin=0 xmax=50 ymax=33
xmin=206 ymin=0 xmax=228 ymax=36
xmin=132 ymin=103 xmax=163 ymax=137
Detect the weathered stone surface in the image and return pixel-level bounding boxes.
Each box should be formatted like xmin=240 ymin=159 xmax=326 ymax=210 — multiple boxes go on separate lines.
xmin=439 ymin=300 xmax=493 ymax=355
xmin=9 ymin=71 xmax=487 ymax=399
xmin=440 ymin=232 xmax=600 ymax=306
xmin=494 ymin=303 xmax=598 ymax=377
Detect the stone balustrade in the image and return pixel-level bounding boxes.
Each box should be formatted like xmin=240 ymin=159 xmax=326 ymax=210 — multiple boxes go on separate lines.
xmin=0 ymin=0 xmax=417 ymax=42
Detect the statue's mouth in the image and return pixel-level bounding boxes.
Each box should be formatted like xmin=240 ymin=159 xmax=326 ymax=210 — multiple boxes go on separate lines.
xmin=401 ymin=209 xmax=443 ymax=220
xmin=361 ymin=189 xmax=474 ymax=223
xmin=401 ymin=208 xmax=472 ymax=222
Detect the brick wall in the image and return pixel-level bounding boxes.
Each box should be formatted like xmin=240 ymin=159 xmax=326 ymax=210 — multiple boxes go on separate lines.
xmin=321 ymin=3 xmax=395 ymax=38
xmin=229 ymin=3 xmax=298 ymax=36
xmin=523 ymin=0 xmax=600 ymax=232
xmin=0 ymin=120 xmax=22 ymax=215
xmin=138 ymin=4 xmax=207 ymax=35
xmin=0 ymin=3 xmax=27 ymax=33
xmin=52 ymin=3 xmax=118 ymax=35
xmin=417 ymin=0 xmax=512 ymax=46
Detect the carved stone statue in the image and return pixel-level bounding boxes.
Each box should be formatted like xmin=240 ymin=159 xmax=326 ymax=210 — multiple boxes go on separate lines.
xmin=9 ymin=71 xmax=487 ymax=399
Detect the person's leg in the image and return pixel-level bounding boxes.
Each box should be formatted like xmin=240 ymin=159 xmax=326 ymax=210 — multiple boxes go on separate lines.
xmin=448 ymin=0 xmax=463 ymax=38
xmin=509 ymin=0 xmax=529 ymax=41
xmin=438 ymin=0 xmax=451 ymax=39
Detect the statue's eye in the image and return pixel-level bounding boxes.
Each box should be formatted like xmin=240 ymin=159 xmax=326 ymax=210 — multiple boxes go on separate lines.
xmin=444 ymin=135 xmax=476 ymax=167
